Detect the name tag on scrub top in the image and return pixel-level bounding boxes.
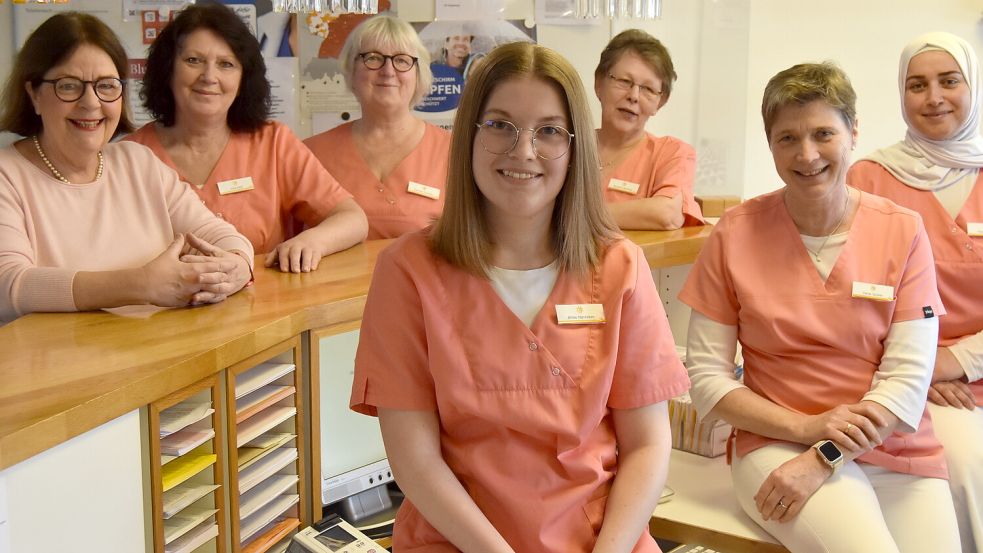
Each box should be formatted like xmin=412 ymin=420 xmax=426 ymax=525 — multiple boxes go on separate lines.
xmin=852 ymin=281 xmax=895 ymax=302
xmin=608 ymin=178 xmax=640 ymax=195
xmin=967 ymin=222 xmax=983 ymax=237
xmin=217 ymin=176 xmax=255 ymax=195
xmin=407 ymin=181 xmax=440 ymax=200
xmin=555 ymin=304 xmax=606 ymax=325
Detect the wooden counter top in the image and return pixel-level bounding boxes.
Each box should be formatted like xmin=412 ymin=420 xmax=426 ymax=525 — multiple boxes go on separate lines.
xmin=0 ymin=225 xmax=711 ymax=471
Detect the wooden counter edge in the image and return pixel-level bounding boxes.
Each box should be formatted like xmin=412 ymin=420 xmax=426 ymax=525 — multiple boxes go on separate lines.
xmin=0 ymin=227 xmax=710 ymax=471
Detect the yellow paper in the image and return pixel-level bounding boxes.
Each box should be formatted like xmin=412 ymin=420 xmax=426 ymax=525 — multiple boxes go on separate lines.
xmin=161 ymin=450 xmax=217 ymax=492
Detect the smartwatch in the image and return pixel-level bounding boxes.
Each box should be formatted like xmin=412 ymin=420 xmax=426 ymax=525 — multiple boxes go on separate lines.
xmin=813 ymin=440 xmax=844 ymax=473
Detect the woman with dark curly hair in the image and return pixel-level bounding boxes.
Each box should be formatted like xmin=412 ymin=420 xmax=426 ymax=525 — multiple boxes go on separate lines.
xmin=127 ymin=3 xmax=367 ymax=273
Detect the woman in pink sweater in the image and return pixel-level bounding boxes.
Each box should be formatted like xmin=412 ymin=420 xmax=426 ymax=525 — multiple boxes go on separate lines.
xmin=0 ymin=12 xmax=254 ymax=323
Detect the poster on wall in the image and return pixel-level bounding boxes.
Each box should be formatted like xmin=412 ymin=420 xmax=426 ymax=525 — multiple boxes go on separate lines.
xmin=411 ymin=19 xmax=536 ymax=129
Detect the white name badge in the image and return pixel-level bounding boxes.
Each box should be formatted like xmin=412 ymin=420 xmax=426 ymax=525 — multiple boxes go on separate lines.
xmin=852 ymin=281 xmax=895 ymax=302
xmin=555 ymin=304 xmax=606 ymax=325
xmin=217 ymin=176 xmax=255 ymax=195
xmin=407 ymin=181 xmax=440 ymax=200
xmin=967 ymin=222 xmax=983 ymax=237
xmin=607 ymin=178 xmax=640 ymax=195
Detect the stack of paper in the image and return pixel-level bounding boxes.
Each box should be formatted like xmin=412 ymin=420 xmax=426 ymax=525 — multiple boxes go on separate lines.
xmin=160 ymin=402 xmax=213 ymax=438
xmin=164 ymin=507 xmax=217 ymax=544
xmin=239 ymin=474 xmax=299 ymax=519
xmin=161 ymin=427 xmax=215 ymax=457
xmin=162 ymin=451 xmax=217 ymax=492
xmin=237 ymin=406 xmax=296 ymax=448
xmin=162 ymin=484 xmax=220 ymax=519
xmin=236 ymin=362 xmax=295 ymax=399
xmin=239 ymin=433 xmax=295 ymax=470
xmin=239 ymin=448 xmax=297 ymax=494
xmin=240 ymin=494 xmax=298 ymax=543
xmin=164 ymin=520 xmax=217 ymax=553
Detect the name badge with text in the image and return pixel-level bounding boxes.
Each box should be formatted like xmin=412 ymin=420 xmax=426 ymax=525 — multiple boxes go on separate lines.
xmin=217 ymin=176 xmax=255 ymax=195
xmin=556 ymin=304 xmax=606 ymax=325
xmin=967 ymin=222 xmax=983 ymax=237
xmin=608 ymin=178 xmax=640 ymax=195
xmin=852 ymin=281 xmax=895 ymax=302
xmin=407 ymin=181 xmax=441 ymax=200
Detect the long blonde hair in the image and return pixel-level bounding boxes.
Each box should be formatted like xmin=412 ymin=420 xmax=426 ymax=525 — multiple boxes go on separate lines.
xmin=431 ymin=41 xmax=618 ymax=278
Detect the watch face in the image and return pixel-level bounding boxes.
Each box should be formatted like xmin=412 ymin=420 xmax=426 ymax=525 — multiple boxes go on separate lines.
xmin=818 ymin=440 xmax=843 ymax=462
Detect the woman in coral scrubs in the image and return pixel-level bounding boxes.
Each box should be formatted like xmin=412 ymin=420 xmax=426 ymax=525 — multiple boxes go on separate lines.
xmin=680 ymin=62 xmax=961 ymax=552
xmin=350 ymin=42 xmax=689 ymax=552
xmin=304 ymin=15 xmax=451 ymax=239
xmin=849 ymin=32 xmax=983 ymax=553
xmin=129 ymin=4 xmax=367 ymax=273
xmin=593 ymin=30 xmax=703 ymax=230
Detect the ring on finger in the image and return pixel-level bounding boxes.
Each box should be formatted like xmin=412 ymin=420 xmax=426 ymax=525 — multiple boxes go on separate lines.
xmin=844 ymin=423 xmax=854 ymax=434
xmin=777 ymin=499 xmax=787 ymax=509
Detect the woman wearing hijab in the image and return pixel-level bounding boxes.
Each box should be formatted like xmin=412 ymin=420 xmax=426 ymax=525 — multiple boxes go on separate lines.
xmin=849 ymin=31 xmax=983 ymax=553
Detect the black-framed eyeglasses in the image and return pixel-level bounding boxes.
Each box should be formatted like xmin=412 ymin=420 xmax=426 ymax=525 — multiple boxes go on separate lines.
xmin=607 ymin=73 xmax=661 ymax=101
xmin=358 ymin=52 xmax=418 ymax=72
xmin=40 ymin=77 xmax=125 ymax=102
xmin=475 ymin=119 xmax=574 ymax=160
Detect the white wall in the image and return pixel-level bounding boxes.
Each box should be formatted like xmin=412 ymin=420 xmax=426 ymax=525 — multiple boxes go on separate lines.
xmin=742 ymin=0 xmax=983 ymax=199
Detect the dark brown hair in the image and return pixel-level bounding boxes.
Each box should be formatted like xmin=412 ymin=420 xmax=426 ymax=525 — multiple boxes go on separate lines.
xmin=0 ymin=12 xmax=134 ymax=137
xmin=141 ymin=3 xmax=270 ymax=132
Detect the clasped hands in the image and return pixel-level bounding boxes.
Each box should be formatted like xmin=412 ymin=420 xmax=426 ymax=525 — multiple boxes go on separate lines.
xmin=144 ymin=233 xmax=252 ymax=307
xmin=753 ymin=402 xmax=889 ymax=523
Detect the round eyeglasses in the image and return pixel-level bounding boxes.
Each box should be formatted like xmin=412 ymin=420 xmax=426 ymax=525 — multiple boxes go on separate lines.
xmin=358 ymin=52 xmax=418 ymax=73
xmin=475 ymin=119 xmax=574 ymax=160
xmin=40 ymin=77 xmax=125 ymax=102
xmin=606 ymin=74 xmax=662 ymax=102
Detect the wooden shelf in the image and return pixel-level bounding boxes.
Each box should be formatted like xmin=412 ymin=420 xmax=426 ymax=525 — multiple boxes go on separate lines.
xmin=241 ymin=518 xmax=301 ymax=553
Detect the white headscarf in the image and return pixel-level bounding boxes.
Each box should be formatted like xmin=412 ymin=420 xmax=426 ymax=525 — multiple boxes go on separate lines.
xmin=865 ymin=31 xmax=983 ymax=190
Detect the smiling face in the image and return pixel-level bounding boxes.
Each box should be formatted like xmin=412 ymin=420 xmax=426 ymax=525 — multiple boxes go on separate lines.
xmin=170 ymin=28 xmax=242 ymax=125
xmin=903 ymin=50 xmax=971 ymax=141
xmin=26 ymin=43 xmax=122 ymax=160
xmin=472 ymin=75 xmax=571 ymax=229
xmin=445 ymin=35 xmax=472 ymax=66
xmin=595 ymin=51 xmax=663 ymax=139
xmin=768 ymin=99 xmax=857 ymax=195
xmin=351 ymin=38 xmax=418 ymax=111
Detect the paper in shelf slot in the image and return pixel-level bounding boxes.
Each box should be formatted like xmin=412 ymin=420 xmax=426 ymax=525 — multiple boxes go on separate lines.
xmin=164 ymin=520 xmax=218 ymax=553
xmin=668 ymin=393 xmax=730 ymax=458
xmin=236 ymin=362 xmax=296 ymax=399
xmin=237 ymin=385 xmax=295 ymax=419
xmin=161 ymin=427 xmax=215 ymax=457
xmin=240 ymin=474 xmax=299 ymax=519
xmin=239 ymin=433 xmax=296 ymax=470
xmin=164 ymin=506 xmax=217 ymax=545
xmin=237 ymin=406 xmax=296 ymax=448
xmin=160 ymin=402 xmax=214 ymax=438
xmin=240 ymin=493 xmax=299 ymax=544
xmin=163 ymin=483 xmax=221 ymax=519
xmin=162 ymin=449 xmax=217 ymax=492
xmin=239 ymin=447 xmax=298 ymax=494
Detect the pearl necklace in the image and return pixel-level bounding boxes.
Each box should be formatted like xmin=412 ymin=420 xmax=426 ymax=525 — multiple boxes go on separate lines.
xmin=32 ymin=135 xmax=103 ymax=184
xmin=803 ymin=190 xmax=851 ymax=263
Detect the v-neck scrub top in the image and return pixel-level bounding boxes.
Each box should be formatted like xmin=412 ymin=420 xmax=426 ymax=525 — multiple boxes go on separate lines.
xmin=126 ymin=122 xmax=352 ymax=254
xmin=679 ymin=189 xmax=948 ymax=478
xmin=850 ymin=161 xmax=983 ymax=405
xmin=602 ymin=133 xmax=705 ymax=226
xmin=304 ymin=122 xmax=451 ymax=240
xmin=351 ymin=232 xmax=690 ymax=552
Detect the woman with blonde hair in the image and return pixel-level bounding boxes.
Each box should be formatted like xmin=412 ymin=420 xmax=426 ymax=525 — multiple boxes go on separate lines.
xmin=350 ymin=41 xmax=688 ymax=552
xmin=849 ymin=32 xmax=983 ymax=552
xmin=305 ymin=15 xmax=451 ymax=239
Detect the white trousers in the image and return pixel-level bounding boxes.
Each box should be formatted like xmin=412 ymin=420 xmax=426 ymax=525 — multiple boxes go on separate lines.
xmin=731 ymin=442 xmax=961 ymax=553
xmin=928 ymin=403 xmax=983 ymax=553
